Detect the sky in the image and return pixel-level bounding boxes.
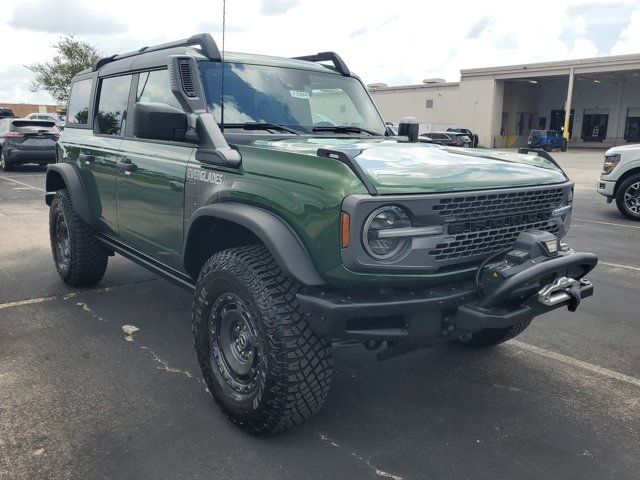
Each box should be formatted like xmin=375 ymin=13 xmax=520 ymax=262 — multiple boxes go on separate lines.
xmin=1 ymin=0 xmax=639 ymax=104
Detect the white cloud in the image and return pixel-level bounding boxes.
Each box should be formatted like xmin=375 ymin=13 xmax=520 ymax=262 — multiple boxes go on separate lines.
xmin=0 ymin=0 xmax=636 ymax=104
xmin=611 ymin=8 xmax=640 ymax=54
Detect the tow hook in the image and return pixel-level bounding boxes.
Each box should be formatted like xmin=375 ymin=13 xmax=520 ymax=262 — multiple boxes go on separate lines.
xmin=538 ymin=276 xmax=585 ymax=311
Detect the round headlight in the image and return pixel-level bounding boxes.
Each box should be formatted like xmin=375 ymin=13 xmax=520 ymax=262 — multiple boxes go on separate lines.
xmin=363 ymin=206 xmax=412 ymax=260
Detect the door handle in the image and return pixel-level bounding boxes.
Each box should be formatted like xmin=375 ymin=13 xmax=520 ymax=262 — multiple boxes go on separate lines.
xmin=169 ymin=181 xmax=184 ymax=192
xmin=117 ymin=158 xmax=137 ymax=173
xmin=79 ymin=154 xmax=95 ymax=164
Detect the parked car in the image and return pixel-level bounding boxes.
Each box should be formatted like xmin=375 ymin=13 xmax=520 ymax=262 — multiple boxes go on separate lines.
xmin=26 ymin=112 xmax=65 ymax=129
xmin=597 ymin=143 xmax=640 ymax=220
xmin=528 ymin=129 xmax=567 ymax=152
xmin=0 ymin=118 xmax=60 ymax=171
xmin=419 ymin=131 xmax=470 ymax=147
xmin=447 ymin=127 xmax=478 ymax=147
xmin=46 ymin=33 xmax=596 ymax=436
xmin=385 ymin=121 xmax=398 ymax=135
xmin=0 ymin=107 xmax=15 ymax=119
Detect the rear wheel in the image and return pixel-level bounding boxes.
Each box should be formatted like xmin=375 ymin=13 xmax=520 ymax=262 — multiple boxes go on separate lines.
xmin=49 ymin=189 xmax=108 ymax=286
xmin=615 ymin=174 xmax=640 ymax=221
xmin=544 ymin=143 xmax=554 ymax=152
xmin=0 ymin=150 xmax=12 ymax=171
xmin=192 ymin=245 xmax=333 ymax=436
xmin=459 ymin=318 xmax=532 ymax=349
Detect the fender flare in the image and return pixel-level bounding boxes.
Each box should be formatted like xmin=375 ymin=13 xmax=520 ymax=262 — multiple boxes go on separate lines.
xmin=45 ymin=163 xmax=95 ymax=227
xmin=184 ymin=203 xmax=326 ymax=286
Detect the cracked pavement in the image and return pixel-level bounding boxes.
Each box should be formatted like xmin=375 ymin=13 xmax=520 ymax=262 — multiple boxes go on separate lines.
xmin=1 ymin=154 xmax=639 ymax=480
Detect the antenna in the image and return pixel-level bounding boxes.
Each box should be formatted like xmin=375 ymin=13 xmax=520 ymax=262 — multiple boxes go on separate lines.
xmin=220 ymin=0 xmax=226 ymax=132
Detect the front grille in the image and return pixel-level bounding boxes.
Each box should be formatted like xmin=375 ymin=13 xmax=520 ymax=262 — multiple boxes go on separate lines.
xmin=432 ymin=187 xmax=565 ymax=220
xmin=429 ymin=219 xmax=560 ymax=261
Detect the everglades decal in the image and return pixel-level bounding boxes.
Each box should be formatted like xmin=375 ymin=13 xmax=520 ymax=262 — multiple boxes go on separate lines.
xmin=187 ymin=168 xmax=224 ymax=185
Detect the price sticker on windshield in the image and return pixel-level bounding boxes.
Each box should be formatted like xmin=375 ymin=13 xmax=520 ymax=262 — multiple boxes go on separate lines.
xmin=290 ymin=90 xmax=310 ymax=99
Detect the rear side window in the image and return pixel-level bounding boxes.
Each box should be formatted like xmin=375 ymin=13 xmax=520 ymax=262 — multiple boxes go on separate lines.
xmin=136 ymin=70 xmax=181 ymax=109
xmin=96 ymin=75 xmax=132 ymax=136
xmin=68 ymin=79 xmax=93 ymax=125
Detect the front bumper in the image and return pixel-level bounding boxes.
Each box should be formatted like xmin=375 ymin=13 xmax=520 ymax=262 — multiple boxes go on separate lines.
xmin=297 ymin=250 xmax=597 ymax=341
xmin=597 ymin=179 xmax=615 ymax=197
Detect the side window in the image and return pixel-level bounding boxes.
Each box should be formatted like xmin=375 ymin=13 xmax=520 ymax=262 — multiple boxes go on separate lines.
xmin=136 ymin=70 xmax=181 ymax=109
xmin=67 ymin=79 xmax=93 ymax=125
xmin=96 ymin=75 xmax=132 ymax=136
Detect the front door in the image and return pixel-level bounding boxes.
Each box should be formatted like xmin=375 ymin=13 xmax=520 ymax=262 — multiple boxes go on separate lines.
xmin=116 ymin=69 xmax=194 ymax=271
xmin=82 ymin=74 xmax=133 ymax=234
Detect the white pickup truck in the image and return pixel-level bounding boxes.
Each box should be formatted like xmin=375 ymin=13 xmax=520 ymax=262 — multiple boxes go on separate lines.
xmin=597 ymin=144 xmax=640 ymax=220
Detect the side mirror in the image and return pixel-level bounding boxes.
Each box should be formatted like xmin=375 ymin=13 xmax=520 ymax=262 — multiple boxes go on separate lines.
xmin=398 ymin=116 xmax=419 ymax=142
xmin=133 ymin=102 xmax=189 ymax=142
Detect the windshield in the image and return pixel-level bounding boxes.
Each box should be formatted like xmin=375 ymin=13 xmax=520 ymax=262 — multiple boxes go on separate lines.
xmin=199 ymin=61 xmax=386 ymax=135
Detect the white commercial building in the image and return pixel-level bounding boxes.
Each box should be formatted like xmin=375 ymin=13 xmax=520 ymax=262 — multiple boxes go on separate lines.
xmin=369 ymin=53 xmax=640 ymax=149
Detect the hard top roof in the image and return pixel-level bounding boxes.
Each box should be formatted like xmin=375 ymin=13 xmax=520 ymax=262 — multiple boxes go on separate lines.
xmin=74 ymin=45 xmax=344 ymax=81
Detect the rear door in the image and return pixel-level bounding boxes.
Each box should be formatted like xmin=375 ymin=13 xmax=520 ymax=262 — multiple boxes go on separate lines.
xmin=116 ymin=69 xmax=194 ymax=271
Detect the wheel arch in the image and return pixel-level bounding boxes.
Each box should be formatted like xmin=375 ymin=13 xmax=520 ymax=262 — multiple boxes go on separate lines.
xmin=614 ymin=166 xmax=640 ymax=196
xmin=45 ymin=163 xmax=95 ymax=227
xmin=183 ymin=203 xmax=326 ymax=286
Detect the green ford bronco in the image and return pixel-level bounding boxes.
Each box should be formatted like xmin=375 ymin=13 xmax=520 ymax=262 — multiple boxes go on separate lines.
xmin=46 ymin=34 xmax=597 ymax=435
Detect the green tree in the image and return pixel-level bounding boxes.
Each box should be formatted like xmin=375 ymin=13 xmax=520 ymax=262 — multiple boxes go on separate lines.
xmin=27 ymin=35 xmax=101 ymax=104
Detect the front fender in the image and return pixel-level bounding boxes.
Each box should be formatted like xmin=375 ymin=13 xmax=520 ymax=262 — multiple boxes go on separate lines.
xmin=45 ymin=163 xmax=96 ymax=227
xmin=184 ymin=203 xmax=326 ymax=286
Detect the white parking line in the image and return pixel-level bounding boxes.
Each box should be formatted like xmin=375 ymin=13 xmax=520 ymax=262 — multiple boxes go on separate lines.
xmin=512 ymin=340 xmax=640 ymax=388
xmin=599 ymin=261 xmax=640 ymax=272
xmin=0 ymin=175 xmax=45 ymax=192
xmin=0 ymin=296 xmax=56 ymax=310
xmin=574 ymin=218 xmax=640 ymax=230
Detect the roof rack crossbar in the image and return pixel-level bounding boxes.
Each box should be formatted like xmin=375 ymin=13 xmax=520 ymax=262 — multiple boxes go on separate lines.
xmin=292 ymin=52 xmax=350 ymax=76
xmin=93 ymin=33 xmax=221 ymax=71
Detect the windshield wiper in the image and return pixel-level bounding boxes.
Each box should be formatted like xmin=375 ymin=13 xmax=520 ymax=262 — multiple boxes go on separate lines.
xmin=222 ymin=122 xmax=302 ymax=135
xmin=312 ymin=125 xmax=381 ymax=136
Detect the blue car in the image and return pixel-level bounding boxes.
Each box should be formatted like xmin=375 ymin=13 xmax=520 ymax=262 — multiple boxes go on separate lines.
xmin=527 ymin=130 xmax=568 ymax=152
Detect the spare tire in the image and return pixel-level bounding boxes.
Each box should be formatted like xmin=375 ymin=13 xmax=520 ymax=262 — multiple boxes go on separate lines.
xmin=530 ymin=134 xmax=541 ymax=146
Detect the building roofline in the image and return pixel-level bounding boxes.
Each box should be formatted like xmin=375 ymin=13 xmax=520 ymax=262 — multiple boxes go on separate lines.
xmin=368 ymin=81 xmax=460 ymax=92
xmin=461 ymin=52 xmax=640 ymax=78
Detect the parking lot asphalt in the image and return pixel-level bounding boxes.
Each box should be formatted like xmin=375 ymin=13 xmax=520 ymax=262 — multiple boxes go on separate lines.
xmin=1 ymin=150 xmax=639 ymax=480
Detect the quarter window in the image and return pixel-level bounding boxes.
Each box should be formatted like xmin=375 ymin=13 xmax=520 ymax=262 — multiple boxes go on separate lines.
xmin=67 ymin=79 xmax=92 ymax=125
xmin=136 ymin=69 xmax=181 ymax=109
xmin=96 ymin=75 xmax=132 ymax=136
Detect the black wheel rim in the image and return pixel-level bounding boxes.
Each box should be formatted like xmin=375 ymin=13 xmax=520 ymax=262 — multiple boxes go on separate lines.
xmin=624 ymin=181 xmax=640 ymax=215
xmin=54 ymin=211 xmax=71 ymax=271
xmin=209 ymin=293 xmax=260 ymax=394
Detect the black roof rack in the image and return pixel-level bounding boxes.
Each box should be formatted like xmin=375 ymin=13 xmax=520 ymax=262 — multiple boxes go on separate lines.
xmin=93 ymin=33 xmax=221 ymax=71
xmin=292 ymin=52 xmax=350 ymax=76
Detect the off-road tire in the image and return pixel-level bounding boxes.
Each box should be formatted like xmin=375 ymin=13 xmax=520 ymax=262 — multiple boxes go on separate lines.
xmin=192 ymin=245 xmax=333 ymax=436
xmin=49 ymin=189 xmax=108 ymax=286
xmin=544 ymin=143 xmax=554 ymax=152
xmin=615 ymin=174 xmax=640 ymax=221
xmin=459 ymin=318 xmax=532 ymax=349
xmin=0 ymin=150 xmax=12 ymax=171
xmin=561 ymin=141 xmax=568 ymax=152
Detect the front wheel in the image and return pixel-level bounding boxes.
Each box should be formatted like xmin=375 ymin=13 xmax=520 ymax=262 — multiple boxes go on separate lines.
xmin=561 ymin=141 xmax=568 ymax=152
xmin=615 ymin=175 xmax=640 ymax=221
xmin=459 ymin=318 xmax=532 ymax=349
xmin=49 ymin=189 xmax=108 ymax=286
xmin=192 ymin=245 xmax=333 ymax=436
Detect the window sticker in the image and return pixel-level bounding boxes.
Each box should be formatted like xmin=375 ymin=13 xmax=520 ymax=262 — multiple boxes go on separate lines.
xmin=289 ymin=90 xmax=310 ymax=99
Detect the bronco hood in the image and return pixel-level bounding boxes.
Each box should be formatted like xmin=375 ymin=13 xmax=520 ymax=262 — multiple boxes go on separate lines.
xmin=247 ymin=138 xmax=568 ymax=194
